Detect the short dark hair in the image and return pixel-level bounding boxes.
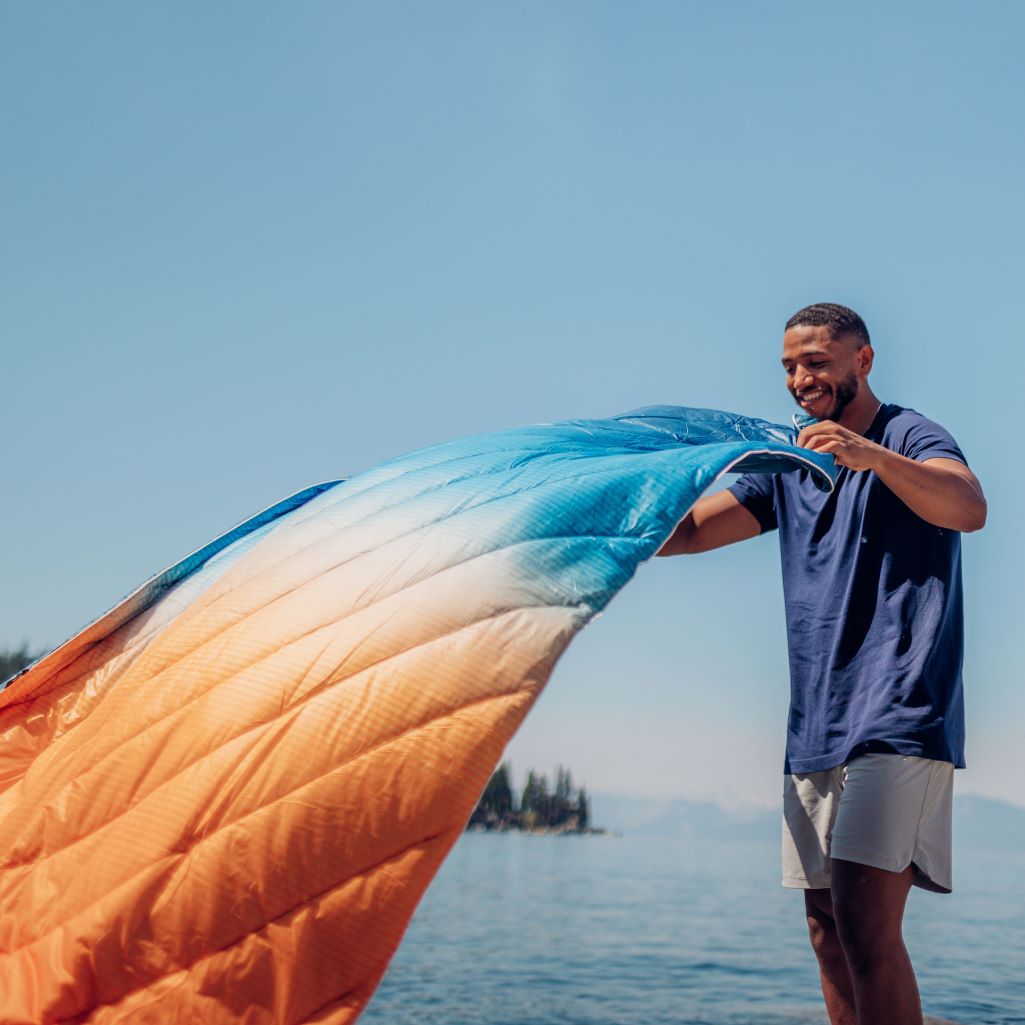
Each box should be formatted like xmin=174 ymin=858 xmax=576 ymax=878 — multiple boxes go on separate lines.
xmin=785 ymin=303 xmax=871 ymax=348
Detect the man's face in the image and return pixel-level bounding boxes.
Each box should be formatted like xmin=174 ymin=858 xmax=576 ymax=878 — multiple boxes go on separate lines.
xmin=781 ymin=324 xmax=868 ymax=422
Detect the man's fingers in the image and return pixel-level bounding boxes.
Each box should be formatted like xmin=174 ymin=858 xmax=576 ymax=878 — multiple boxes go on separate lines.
xmin=804 ymin=434 xmax=837 ymax=453
xmin=797 ymin=423 xmax=840 ymax=448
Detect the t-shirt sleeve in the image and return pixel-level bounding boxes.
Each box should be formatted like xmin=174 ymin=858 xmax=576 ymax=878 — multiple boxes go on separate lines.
xmin=726 ymin=473 xmax=778 ymax=533
xmin=898 ymin=415 xmax=968 ymax=465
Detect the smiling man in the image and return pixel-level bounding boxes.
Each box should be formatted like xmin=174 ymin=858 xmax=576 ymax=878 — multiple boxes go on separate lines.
xmin=658 ymin=303 xmax=987 ymax=1025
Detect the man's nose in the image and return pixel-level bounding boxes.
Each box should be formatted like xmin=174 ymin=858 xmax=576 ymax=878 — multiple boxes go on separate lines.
xmin=793 ymin=366 xmax=814 ymax=390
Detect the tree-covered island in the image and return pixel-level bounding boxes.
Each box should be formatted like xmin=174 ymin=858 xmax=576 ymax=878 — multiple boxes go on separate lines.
xmin=467 ymin=761 xmax=607 ymax=834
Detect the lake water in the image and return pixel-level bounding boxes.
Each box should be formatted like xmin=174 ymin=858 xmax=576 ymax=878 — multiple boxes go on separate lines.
xmin=364 ymin=832 xmax=1024 ymax=1025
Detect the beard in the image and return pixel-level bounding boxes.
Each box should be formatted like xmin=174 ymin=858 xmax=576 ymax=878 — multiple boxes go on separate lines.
xmin=791 ymin=371 xmax=860 ymax=421
xmin=827 ymin=371 xmax=860 ymax=421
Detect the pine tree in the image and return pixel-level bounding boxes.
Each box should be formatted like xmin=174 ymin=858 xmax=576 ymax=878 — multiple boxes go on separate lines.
xmin=484 ymin=761 xmax=514 ymax=818
xmin=520 ymin=770 xmax=540 ymax=829
xmin=555 ymin=766 xmax=571 ymax=801
xmin=535 ymin=774 xmax=552 ymax=826
xmin=576 ymin=786 xmax=590 ymax=830
xmin=468 ymin=761 xmax=517 ymax=828
xmin=553 ymin=765 xmax=574 ymax=826
xmin=0 ymin=645 xmax=39 ymax=683
xmin=521 ymin=770 xmax=538 ymax=814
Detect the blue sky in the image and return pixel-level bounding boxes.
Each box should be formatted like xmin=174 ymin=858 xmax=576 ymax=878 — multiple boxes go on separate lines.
xmin=3 ymin=2 xmax=1021 ymax=808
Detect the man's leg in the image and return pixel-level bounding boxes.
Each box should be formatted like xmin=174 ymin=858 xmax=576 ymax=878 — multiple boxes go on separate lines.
xmin=783 ymin=768 xmax=852 ymax=1022
xmin=830 ymin=858 xmax=923 ymax=1025
xmin=803 ymin=887 xmax=856 ymax=1025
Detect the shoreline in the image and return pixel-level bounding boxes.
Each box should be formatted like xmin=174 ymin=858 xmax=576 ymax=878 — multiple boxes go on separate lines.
xmin=466 ymin=823 xmax=618 ymax=837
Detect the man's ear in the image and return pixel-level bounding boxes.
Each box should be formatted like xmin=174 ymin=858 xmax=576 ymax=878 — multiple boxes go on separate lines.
xmin=859 ymin=344 xmax=875 ymax=376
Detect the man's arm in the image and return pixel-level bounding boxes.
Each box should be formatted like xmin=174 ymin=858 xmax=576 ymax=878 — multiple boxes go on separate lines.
xmin=656 ymin=489 xmax=763 ymax=556
xmin=872 ymin=453 xmax=986 ymax=532
xmin=797 ymin=422 xmax=987 ymax=532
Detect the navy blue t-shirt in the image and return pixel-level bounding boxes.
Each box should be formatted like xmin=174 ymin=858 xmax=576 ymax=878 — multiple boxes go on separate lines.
xmin=728 ymin=403 xmax=968 ymax=774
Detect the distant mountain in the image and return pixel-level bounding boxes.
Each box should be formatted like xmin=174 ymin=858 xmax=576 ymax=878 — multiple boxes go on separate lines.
xmin=591 ymin=793 xmax=777 ymax=841
xmin=952 ymin=794 xmax=1025 ymax=852
xmin=592 ymin=792 xmax=1025 ymax=852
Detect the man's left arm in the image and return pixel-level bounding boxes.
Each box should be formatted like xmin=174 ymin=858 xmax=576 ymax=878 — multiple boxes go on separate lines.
xmin=797 ymin=422 xmax=988 ymax=533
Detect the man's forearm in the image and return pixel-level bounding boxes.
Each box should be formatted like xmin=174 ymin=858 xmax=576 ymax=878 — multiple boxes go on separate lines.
xmin=868 ymin=449 xmax=987 ymax=532
xmin=657 ymin=512 xmax=696 ymax=555
xmin=656 ymin=491 xmax=763 ymax=556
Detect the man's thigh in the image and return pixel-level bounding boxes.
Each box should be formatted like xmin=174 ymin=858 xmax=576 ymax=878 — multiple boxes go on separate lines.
xmin=831 ymin=753 xmax=953 ymax=893
xmin=782 ymin=766 xmax=843 ymax=889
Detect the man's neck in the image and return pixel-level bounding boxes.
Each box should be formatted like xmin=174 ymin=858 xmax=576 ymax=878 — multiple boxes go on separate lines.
xmin=837 ymin=386 xmax=882 ymax=436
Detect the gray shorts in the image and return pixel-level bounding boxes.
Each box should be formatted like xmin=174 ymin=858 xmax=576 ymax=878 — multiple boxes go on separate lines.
xmin=782 ymin=752 xmax=954 ymax=893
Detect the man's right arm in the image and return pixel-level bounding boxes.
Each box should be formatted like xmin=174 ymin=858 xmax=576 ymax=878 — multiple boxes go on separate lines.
xmin=656 ymin=489 xmax=763 ymax=556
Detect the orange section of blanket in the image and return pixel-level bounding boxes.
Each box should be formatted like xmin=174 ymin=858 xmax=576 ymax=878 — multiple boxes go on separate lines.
xmin=0 ymin=539 xmax=580 ymax=1023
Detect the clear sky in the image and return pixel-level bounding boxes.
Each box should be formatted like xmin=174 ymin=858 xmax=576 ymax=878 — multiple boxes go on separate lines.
xmin=3 ymin=2 xmax=1021 ymax=809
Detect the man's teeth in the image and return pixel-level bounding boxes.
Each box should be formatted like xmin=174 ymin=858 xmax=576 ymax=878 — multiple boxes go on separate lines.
xmin=801 ymin=390 xmax=824 ymax=403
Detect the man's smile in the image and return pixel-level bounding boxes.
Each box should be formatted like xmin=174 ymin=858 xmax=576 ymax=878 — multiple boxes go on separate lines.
xmin=796 ymin=387 xmax=828 ymax=408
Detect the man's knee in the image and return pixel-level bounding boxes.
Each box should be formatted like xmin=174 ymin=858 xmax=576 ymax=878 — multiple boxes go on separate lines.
xmin=804 ymin=888 xmax=843 ymax=961
xmin=833 ymin=903 xmax=881 ymax=966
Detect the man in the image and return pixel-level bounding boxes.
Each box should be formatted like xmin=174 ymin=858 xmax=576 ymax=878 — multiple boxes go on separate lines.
xmin=658 ymin=303 xmax=987 ymax=1025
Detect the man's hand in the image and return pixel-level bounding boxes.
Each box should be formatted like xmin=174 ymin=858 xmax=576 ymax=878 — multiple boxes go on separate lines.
xmin=797 ymin=422 xmax=885 ymax=471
